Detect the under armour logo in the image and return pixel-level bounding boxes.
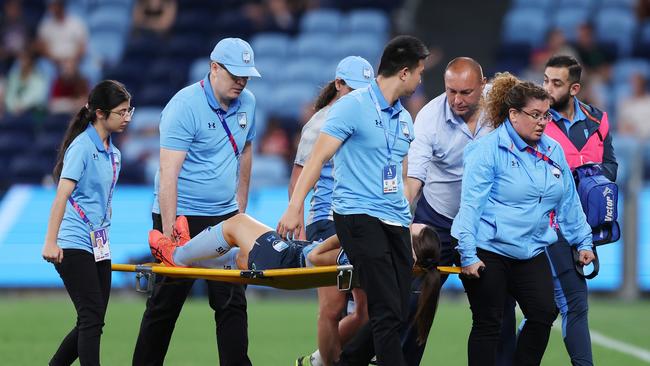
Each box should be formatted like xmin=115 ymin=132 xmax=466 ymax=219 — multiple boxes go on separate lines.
xmin=375 ymin=119 xmax=383 ymax=127
xmin=511 ymin=160 xmax=519 ymax=168
xmin=208 ymin=122 xmax=216 ymax=129
xmin=92 ymin=153 xmax=99 ymax=160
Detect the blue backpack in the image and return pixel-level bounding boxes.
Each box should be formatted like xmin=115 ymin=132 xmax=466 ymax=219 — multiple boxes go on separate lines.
xmin=573 ymin=164 xmax=620 ymax=245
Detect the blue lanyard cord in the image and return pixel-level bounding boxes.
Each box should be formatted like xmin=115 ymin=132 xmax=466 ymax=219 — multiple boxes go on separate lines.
xmin=68 ymin=151 xmax=117 ymax=230
xmin=368 ymin=86 xmax=401 ymax=164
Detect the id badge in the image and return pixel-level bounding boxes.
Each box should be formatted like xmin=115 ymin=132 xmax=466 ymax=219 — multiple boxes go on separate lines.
xmin=90 ymin=228 xmax=111 ymax=262
xmin=382 ymin=164 xmax=398 ymax=194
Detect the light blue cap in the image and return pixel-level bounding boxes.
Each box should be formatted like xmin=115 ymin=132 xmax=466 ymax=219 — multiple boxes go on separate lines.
xmin=210 ymin=38 xmax=261 ymax=78
xmin=335 ymin=56 xmax=374 ymax=90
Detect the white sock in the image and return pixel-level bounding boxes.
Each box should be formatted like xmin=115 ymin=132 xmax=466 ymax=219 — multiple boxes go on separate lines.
xmin=193 ymin=248 xmax=240 ymax=269
xmin=173 ymin=222 xmax=232 ymax=266
xmin=310 ymin=349 xmax=323 ymax=366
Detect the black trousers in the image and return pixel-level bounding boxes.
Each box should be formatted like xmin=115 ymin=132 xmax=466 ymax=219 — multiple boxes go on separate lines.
xmin=402 ymin=226 xmax=517 ymax=366
xmin=333 ymin=213 xmax=413 ymax=366
xmin=50 ymin=249 xmax=112 ymax=366
xmin=132 ymin=213 xmax=251 ymax=366
xmin=461 ymin=249 xmax=557 ymax=366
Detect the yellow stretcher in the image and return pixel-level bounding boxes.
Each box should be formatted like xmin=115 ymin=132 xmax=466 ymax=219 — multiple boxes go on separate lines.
xmin=112 ymin=263 xmax=461 ymax=292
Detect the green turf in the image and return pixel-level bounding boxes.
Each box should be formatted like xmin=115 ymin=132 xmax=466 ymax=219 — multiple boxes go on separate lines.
xmin=0 ymin=294 xmax=648 ymax=365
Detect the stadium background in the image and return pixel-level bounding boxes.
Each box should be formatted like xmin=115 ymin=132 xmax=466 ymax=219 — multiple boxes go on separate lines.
xmin=0 ymin=0 xmax=648 ymax=364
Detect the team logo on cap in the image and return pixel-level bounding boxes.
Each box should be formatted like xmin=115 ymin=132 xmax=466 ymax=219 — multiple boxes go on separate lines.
xmin=242 ymin=51 xmax=251 ymax=64
xmin=363 ymin=67 xmax=372 ymax=79
xmin=237 ymin=112 xmax=247 ymax=128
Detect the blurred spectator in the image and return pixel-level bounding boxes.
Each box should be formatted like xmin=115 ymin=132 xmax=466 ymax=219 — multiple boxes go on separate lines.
xmin=0 ymin=0 xmax=30 ymax=74
xmin=132 ymin=0 xmax=177 ymax=37
xmin=638 ymin=0 xmax=650 ymax=20
xmin=243 ymin=0 xmax=305 ymax=33
xmin=617 ymin=73 xmax=650 ymax=139
xmin=4 ymin=50 xmax=48 ymax=116
xmin=575 ymin=23 xmax=609 ymax=71
xmin=37 ymin=0 xmax=87 ymax=64
xmin=522 ymin=29 xmax=578 ymax=83
xmin=259 ymin=118 xmax=292 ymax=162
xmin=49 ymin=58 xmax=89 ymax=114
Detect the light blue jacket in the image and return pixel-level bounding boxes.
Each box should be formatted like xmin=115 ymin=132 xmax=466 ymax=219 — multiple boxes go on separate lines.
xmin=451 ymin=120 xmax=593 ymax=267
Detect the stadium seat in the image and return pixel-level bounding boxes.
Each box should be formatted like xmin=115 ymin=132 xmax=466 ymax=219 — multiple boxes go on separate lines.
xmin=271 ymin=83 xmax=318 ymax=119
xmin=89 ymin=32 xmax=125 ymax=66
xmin=79 ymin=56 xmax=102 ymax=86
xmin=138 ymin=84 xmax=176 ymax=106
xmin=633 ymin=21 xmax=650 ymax=58
xmin=512 ymin=0 xmax=553 ymax=10
xmin=556 ymin=0 xmax=593 ymax=11
xmin=9 ymin=154 xmax=51 ymax=183
xmin=245 ymin=80 xmax=273 ymax=112
xmin=295 ymin=33 xmax=337 ymax=59
xmin=501 ymin=8 xmax=549 ymax=47
xmin=552 ymin=8 xmax=589 ymax=42
xmin=336 ymin=34 xmax=384 ymax=66
xmin=345 ymin=9 xmax=390 ymax=35
xmin=284 ymin=58 xmax=329 ymax=84
xmin=128 ymin=106 xmax=162 ymax=133
xmin=299 ymin=9 xmax=342 ymax=34
xmin=253 ymin=58 xmax=284 ymax=84
xmin=88 ymin=10 xmax=129 ymax=35
xmin=594 ymin=8 xmax=638 ymax=56
xmin=188 ymin=58 xmax=209 ymax=83
xmin=34 ymin=132 xmax=64 ymax=155
xmin=251 ymin=33 xmax=292 ymax=59
xmin=600 ymin=0 xmax=637 ymax=10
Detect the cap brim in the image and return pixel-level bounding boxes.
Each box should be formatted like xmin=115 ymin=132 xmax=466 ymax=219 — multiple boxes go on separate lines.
xmin=224 ymin=65 xmax=261 ymax=78
xmin=344 ymin=79 xmax=371 ymax=90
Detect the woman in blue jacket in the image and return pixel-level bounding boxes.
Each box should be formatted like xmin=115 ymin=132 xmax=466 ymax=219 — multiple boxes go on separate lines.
xmin=451 ymin=73 xmax=595 ymax=366
xmin=41 ymin=80 xmax=132 ymax=366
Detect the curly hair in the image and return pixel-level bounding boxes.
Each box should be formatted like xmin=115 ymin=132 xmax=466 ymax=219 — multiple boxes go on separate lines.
xmin=483 ymin=72 xmax=550 ymax=128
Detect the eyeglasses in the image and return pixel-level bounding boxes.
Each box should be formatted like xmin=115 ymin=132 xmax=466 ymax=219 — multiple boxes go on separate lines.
xmin=519 ymin=109 xmax=552 ymax=122
xmin=215 ymin=62 xmax=249 ymax=83
xmin=106 ymin=106 xmax=135 ymax=119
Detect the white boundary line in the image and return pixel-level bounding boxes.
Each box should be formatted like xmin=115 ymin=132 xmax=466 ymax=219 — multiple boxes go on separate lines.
xmin=590 ymin=330 xmax=650 ymax=363
xmin=0 ymin=185 xmax=32 ymax=248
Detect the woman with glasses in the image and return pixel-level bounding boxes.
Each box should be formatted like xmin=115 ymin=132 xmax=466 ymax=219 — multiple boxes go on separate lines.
xmin=451 ymin=72 xmax=595 ymax=366
xmin=42 ymin=80 xmax=132 ymax=366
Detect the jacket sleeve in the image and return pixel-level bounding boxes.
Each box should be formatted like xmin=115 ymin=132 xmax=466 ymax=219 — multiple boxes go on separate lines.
xmin=602 ymin=130 xmax=618 ymax=182
xmin=555 ymin=147 xmax=593 ymax=252
xmin=451 ymin=141 xmax=495 ymax=267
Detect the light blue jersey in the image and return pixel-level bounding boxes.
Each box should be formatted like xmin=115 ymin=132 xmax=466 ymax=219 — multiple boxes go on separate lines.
xmin=152 ymin=73 xmax=256 ymax=216
xmin=451 ymin=120 xmax=593 ymax=267
xmin=321 ymin=80 xmax=414 ymax=227
xmin=58 ymin=124 xmax=121 ymax=253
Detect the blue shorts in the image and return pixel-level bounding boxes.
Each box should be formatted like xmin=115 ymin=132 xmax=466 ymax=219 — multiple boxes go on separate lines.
xmin=247 ymin=231 xmax=311 ymax=270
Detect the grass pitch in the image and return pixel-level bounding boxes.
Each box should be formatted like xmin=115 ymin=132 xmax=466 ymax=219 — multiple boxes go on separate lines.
xmin=0 ymin=292 xmax=648 ymax=365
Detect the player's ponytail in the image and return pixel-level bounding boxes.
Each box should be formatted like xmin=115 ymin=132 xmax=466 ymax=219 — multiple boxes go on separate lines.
xmin=412 ymin=225 xmax=442 ymax=345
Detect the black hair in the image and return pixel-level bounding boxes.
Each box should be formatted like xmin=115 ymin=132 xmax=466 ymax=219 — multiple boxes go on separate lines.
xmin=377 ymin=35 xmax=430 ymax=77
xmin=53 ymin=80 xmax=131 ymax=182
xmin=545 ymin=55 xmax=582 ymax=84
xmin=412 ymin=225 xmax=442 ymax=345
